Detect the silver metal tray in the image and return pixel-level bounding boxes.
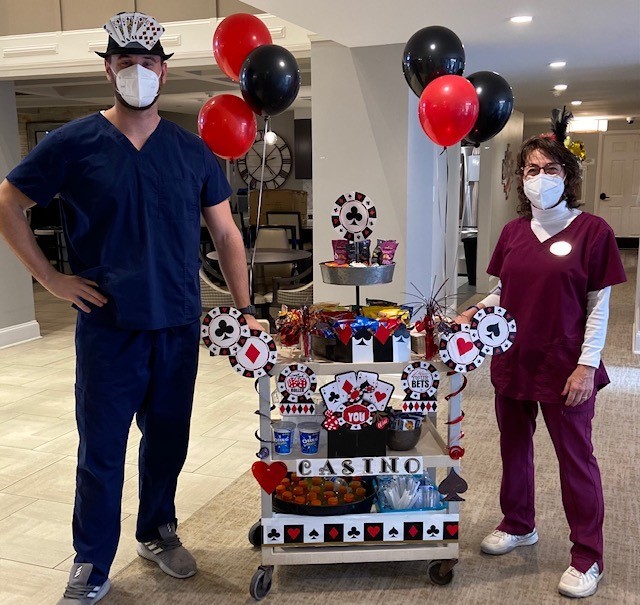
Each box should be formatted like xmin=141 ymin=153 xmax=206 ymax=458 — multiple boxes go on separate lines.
xmin=320 ymin=263 xmax=395 ymax=286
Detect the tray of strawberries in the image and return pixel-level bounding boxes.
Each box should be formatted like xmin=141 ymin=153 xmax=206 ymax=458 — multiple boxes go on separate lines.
xmin=273 ymin=474 xmax=376 ymax=516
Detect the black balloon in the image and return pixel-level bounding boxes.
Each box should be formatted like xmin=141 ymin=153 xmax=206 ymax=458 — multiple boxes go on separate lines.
xmin=239 ymin=45 xmax=301 ymax=116
xmin=465 ymin=71 xmax=514 ymax=146
xmin=402 ymin=26 xmax=465 ymax=97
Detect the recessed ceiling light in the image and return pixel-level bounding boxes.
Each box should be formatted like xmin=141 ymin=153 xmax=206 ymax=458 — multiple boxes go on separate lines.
xmin=554 ymin=84 xmax=568 ymax=91
xmin=549 ymin=61 xmax=566 ymax=68
xmin=510 ymin=15 xmax=533 ymax=23
xmin=571 ymin=100 xmax=583 ymax=106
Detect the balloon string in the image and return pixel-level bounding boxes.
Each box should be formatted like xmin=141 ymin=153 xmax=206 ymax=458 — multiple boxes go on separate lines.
xmin=250 ymin=116 xmax=270 ymax=292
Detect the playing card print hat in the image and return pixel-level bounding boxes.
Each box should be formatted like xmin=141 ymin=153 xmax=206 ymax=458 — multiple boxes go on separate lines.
xmin=96 ymin=12 xmax=173 ymax=60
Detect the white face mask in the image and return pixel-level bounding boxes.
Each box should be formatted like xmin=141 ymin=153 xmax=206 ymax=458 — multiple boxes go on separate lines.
xmin=523 ymin=173 xmax=565 ymax=210
xmin=113 ymin=64 xmax=160 ymax=109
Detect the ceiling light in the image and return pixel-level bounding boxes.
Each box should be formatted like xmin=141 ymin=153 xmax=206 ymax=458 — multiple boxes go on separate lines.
xmin=549 ymin=61 xmax=566 ymax=68
xmin=568 ymin=118 xmax=608 ymax=133
xmin=554 ymin=84 xmax=568 ymax=91
xmin=510 ymin=15 xmax=533 ymax=23
xmin=571 ymin=100 xmax=583 ymax=106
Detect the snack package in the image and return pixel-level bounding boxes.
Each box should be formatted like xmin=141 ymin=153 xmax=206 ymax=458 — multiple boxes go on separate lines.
xmin=380 ymin=240 xmax=399 ymax=265
xmin=346 ymin=240 xmax=371 ymax=264
xmin=371 ymin=240 xmax=383 ymax=265
xmin=332 ymin=239 xmax=348 ymax=265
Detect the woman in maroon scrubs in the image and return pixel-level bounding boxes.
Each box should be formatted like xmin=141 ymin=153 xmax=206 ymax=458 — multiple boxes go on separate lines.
xmin=457 ymin=112 xmax=626 ymax=598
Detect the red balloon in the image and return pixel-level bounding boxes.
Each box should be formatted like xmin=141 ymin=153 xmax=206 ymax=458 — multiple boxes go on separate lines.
xmin=213 ymin=14 xmax=272 ymax=82
xmin=418 ymin=75 xmax=479 ymax=147
xmin=198 ymin=95 xmax=257 ymax=160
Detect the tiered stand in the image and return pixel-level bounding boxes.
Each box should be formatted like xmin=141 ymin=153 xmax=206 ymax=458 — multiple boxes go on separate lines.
xmin=247 ymin=266 xmax=463 ymax=600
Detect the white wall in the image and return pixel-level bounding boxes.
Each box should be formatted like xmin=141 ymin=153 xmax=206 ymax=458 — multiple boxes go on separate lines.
xmin=0 ymin=81 xmax=40 ymax=347
xmin=475 ymin=110 xmax=524 ymax=293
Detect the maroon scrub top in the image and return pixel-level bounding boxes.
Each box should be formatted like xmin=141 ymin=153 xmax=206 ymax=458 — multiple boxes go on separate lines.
xmin=487 ymin=212 xmax=626 ymax=404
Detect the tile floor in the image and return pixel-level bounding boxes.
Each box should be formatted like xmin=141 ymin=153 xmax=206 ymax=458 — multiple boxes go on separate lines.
xmin=0 ymin=285 xmax=258 ymax=605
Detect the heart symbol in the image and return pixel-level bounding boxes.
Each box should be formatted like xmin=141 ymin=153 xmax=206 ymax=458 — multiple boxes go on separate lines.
xmin=375 ymin=391 xmax=386 ymax=403
xmin=287 ymin=528 xmax=300 ymax=540
xmin=376 ymin=416 xmax=390 ymax=430
xmin=251 ymin=461 xmax=288 ymax=494
xmin=456 ymin=338 xmax=474 ymax=356
xmin=446 ymin=523 xmax=459 ymax=537
xmin=367 ymin=526 xmax=381 ymax=538
xmin=486 ymin=322 xmax=501 ymax=338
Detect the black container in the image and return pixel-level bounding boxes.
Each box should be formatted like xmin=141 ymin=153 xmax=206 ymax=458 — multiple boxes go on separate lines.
xmin=327 ymin=424 xmax=388 ymax=458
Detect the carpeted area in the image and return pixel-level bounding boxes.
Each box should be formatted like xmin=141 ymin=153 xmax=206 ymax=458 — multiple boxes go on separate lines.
xmin=110 ymin=251 xmax=639 ymax=605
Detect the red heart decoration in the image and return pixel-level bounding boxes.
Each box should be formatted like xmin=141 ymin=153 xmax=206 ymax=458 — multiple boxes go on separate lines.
xmin=335 ymin=324 xmax=353 ymax=346
xmin=415 ymin=320 xmax=425 ymax=332
xmin=375 ymin=390 xmax=386 ymax=403
xmin=446 ymin=523 xmax=459 ymax=537
xmin=251 ymin=461 xmax=288 ymax=494
xmin=287 ymin=528 xmax=300 ymax=540
xmin=367 ymin=526 xmax=381 ymax=538
xmin=456 ymin=338 xmax=474 ymax=356
xmin=376 ymin=416 xmax=390 ymax=429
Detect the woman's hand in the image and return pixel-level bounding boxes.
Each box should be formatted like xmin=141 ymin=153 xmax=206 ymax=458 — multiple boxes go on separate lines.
xmin=454 ymin=307 xmax=478 ymax=325
xmin=561 ymin=364 xmax=596 ymax=407
xmin=43 ymin=273 xmax=108 ymax=313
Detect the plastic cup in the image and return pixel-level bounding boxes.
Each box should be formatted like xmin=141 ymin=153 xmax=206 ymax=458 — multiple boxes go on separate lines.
xmin=272 ymin=421 xmax=296 ymax=455
xmin=298 ymin=422 xmax=321 ymax=455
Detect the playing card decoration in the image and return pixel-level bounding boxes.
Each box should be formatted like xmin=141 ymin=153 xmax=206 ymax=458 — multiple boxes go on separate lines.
xmin=320 ymin=371 xmax=394 ymax=430
xmin=277 ymin=364 xmax=317 ymax=414
xmin=201 ymin=306 xmax=250 ymax=356
xmin=331 ymin=191 xmax=377 ymax=242
xmin=251 ymin=460 xmax=288 ymax=494
xmin=438 ymin=469 xmax=468 ymax=502
xmin=469 ymin=306 xmax=517 ymax=356
xmin=103 ymin=12 xmax=165 ymax=51
xmin=439 ymin=323 xmax=486 ymax=373
xmin=229 ymin=329 xmax=278 ymax=378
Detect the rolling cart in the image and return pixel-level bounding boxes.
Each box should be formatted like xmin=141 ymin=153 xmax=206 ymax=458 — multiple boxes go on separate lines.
xmin=248 ymin=356 xmax=464 ymax=600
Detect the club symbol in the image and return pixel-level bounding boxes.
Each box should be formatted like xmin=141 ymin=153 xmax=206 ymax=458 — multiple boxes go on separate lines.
xmin=214 ymin=319 xmax=234 ymax=340
xmin=347 ymin=527 xmax=361 ymax=538
xmin=309 ymin=529 xmax=319 ymax=539
xmin=267 ymin=529 xmax=281 ymax=540
xmin=427 ymin=525 xmax=440 ymax=537
xmin=328 ymin=391 xmax=340 ymax=403
xmin=346 ymin=205 xmax=363 ymax=225
xmin=389 ymin=527 xmax=399 ymax=537
xmin=485 ymin=322 xmax=501 ymax=338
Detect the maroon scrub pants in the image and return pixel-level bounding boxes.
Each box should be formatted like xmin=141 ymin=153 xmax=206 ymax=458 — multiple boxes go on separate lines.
xmin=494 ymin=392 xmax=604 ymax=573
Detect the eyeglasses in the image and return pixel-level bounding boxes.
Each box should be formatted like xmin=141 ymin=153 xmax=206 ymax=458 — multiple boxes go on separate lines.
xmin=521 ymin=162 xmax=565 ymax=179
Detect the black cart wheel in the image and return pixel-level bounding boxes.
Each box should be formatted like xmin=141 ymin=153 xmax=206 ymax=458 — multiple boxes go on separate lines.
xmin=428 ymin=560 xmax=454 ymax=585
xmin=248 ymin=521 xmax=263 ymax=547
xmin=249 ymin=565 xmax=273 ymax=601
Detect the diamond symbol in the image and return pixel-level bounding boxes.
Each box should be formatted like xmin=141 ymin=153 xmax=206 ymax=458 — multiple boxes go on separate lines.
xmin=245 ymin=344 xmax=261 ymax=364
xmin=303 ymin=405 xmax=309 ymax=413
xmin=408 ymin=525 xmax=419 ymax=538
xmin=329 ymin=527 xmax=339 ymax=540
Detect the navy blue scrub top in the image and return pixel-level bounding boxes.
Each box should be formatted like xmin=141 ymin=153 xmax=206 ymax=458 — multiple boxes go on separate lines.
xmin=7 ymin=113 xmax=232 ymax=330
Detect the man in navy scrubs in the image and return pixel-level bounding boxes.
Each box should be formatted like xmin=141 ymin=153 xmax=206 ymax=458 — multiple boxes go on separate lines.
xmin=0 ymin=12 xmax=261 ymax=604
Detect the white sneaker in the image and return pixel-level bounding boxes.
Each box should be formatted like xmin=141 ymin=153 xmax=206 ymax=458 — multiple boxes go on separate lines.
xmin=480 ymin=528 xmax=538 ymax=555
xmin=558 ymin=563 xmax=602 ymax=598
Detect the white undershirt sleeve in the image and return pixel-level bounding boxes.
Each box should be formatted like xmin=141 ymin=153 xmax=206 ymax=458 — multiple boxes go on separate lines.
xmin=477 ymin=280 xmax=501 ymax=308
xmin=579 ymin=287 xmax=611 ymax=368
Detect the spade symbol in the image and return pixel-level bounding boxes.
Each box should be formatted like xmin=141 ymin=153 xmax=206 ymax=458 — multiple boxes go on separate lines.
xmin=346 ymin=205 xmax=363 ymax=225
xmin=348 ymin=526 xmax=361 ymax=538
xmin=485 ymin=322 xmax=501 ymax=339
xmin=426 ymin=524 xmax=440 ymax=537
xmin=309 ymin=529 xmax=319 ymax=540
xmin=389 ymin=527 xmax=399 ymax=537
xmin=214 ymin=319 xmax=234 ymax=340
xmin=438 ymin=469 xmax=469 ymax=502
xmin=267 ymin=529 xmax=281 ymax=540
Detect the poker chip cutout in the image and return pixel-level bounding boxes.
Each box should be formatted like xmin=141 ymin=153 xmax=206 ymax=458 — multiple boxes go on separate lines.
xmin=439 ymin=324 xmax=486 ymax=373
xmin=469 ymin=306 xmax=517 ymax=356
xmin=401 ymin=361 xmax=440 ymax=400
xmin=276 ymin=364 xmax=317 ymax=403
xmin=228 ymin=329 xmax=278 ymax=378
xmin=201 ymin=306 xmax=250 ymax=356
xmin=331 ymin=191 xmax=377 ymax=242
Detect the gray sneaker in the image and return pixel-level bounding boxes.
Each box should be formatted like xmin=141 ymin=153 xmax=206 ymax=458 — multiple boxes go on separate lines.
xmin=136 ymin=522 xmax=197 ymax=579
xmin=57 ymin=563 xmax=111 ymax=604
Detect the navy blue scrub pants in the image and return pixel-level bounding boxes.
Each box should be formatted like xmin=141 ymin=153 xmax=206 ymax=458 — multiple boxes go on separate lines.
xmin=72 ymin=313 xmax=200 ymax=585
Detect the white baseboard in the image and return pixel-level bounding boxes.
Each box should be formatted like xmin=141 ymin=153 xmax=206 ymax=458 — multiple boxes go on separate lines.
xmin=634 ymin=324 xmax=640 ymax=355
xmin=0 ymin=320 xmax=41 ymax=349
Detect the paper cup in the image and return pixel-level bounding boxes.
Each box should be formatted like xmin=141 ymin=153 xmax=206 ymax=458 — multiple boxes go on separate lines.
xmin=298 ymin=422 xmax=321 ymax=455
xmin=272 ymin=421 xmax=296 ymax=455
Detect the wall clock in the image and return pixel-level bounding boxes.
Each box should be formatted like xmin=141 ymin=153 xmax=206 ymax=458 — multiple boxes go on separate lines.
xmin=236 ymin=130 xmax=292 ymax=190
